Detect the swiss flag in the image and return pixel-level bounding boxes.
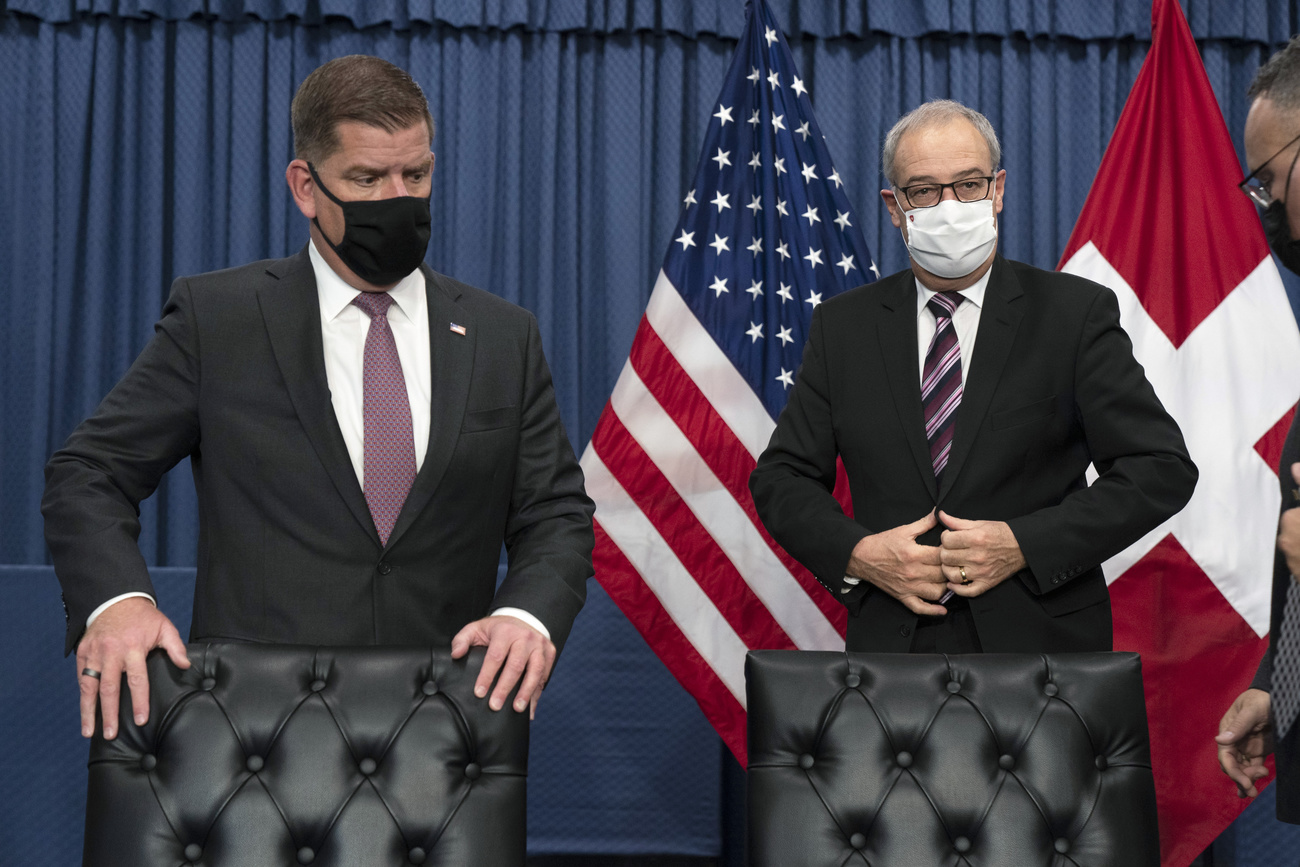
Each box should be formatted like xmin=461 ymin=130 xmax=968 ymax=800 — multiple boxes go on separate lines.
xmin=1059 ymin=0 xmax=1300 ymax=862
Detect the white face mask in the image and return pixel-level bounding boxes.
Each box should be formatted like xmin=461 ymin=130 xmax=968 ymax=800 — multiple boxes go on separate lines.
xmin=902 ymin=198 xmax=997 ymax=278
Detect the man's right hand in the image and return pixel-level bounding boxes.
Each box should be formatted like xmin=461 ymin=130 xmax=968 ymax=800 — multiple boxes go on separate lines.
xmin=76 ymin=597 xmax=190 ymax=740
xmin=1215 ymin=688 xmax=1274 ymax=798
xmin=846 ymin=510 xmax=947 ymax=616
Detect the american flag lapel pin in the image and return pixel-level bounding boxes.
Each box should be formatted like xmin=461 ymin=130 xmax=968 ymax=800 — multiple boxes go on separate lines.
xmin=449 ymin=322 xmax=467 ymax=336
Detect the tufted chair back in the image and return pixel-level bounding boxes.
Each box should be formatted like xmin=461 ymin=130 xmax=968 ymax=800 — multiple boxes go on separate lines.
xmin=746 ymin=650 xmax=1159 ymax=866
xmin=83 ymin=643 xmax=528 ymax=867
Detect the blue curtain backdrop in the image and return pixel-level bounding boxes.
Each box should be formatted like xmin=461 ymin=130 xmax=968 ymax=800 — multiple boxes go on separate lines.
xmin=4 ymin=0 xmax=1300 ymax=862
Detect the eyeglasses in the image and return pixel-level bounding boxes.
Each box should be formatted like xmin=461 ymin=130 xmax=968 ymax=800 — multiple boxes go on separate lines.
xmin=1239 ymin=131 xmax=1300 ymax=207
xmin=896 ymin=176 xmax=995 ymax=209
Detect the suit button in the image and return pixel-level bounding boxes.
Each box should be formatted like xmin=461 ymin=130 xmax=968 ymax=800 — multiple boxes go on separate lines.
xmin=184 ymin=844 xmax=202 ymax=861
xmin=899 ymin=624 xmax=911 ymax=637
xmin=377 ymin=562 xmax=393 ymax=575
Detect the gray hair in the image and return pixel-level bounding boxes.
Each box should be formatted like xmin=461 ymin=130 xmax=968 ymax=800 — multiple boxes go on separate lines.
xmin=1250 ymin=37 xmax=1300 ymax=112
xmin=881 ymin=99 xmax=1001 ymax=186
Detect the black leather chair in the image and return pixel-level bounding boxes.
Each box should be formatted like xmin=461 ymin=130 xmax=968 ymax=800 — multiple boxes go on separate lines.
xmin=746 ymin=651 xmax=1159 ymax=866
xmin=83 ymin=644 xmax=529 ymax=867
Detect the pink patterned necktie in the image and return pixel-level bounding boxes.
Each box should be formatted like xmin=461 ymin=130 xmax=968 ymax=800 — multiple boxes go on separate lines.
xmin=351 ymin=292 xmax=416 ymax=545
xmin=922 ymin=292 xmax=965 ymax=482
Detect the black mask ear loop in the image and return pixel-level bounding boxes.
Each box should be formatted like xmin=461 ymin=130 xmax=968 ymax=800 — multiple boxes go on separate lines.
xmin=306 ymin=162 xmax=349 ymax=255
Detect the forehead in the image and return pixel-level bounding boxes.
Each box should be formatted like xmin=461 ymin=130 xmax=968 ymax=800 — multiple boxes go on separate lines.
xmin=324 ymin=121 xmax=432 ymax=169
xmin=894 ymin=118 xmax=993 ymax=181
xmin=1244 ymin=97 xmax=1300 ymax=169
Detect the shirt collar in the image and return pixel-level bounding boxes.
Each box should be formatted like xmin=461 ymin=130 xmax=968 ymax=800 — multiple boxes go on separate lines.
xmin=309 ymin=238 xmax=425 ymax=324
xmin=914 ymin=265 xmax=991 ymax=318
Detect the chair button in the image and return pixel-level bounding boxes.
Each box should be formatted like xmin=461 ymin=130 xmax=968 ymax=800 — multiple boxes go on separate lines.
xmin=377 ymin=561 xmax=393 ymax=575
xmin=798 ymin=753 xmax=815 ymax=770
xmin=140 ymin=754 xmax=157 ymax=771
xmin=310 ymin=679 xmax=326 ymax=692
xmin=1044 ymin=683 xmax=1059 ymax=697
xmin=946 ymin=680 xmax=961 ymax=694
xmin=845 ymin=673 xmax=860 ymax=689
xmin=1095 ymin=755 xmax=1109 ymax=771
xmin=184 ymin=844 xmax=202 ymax=861
xmin=422 ymin=681 xmax=439 ymax=696
xmin=998 ymin=754 xmax=1015 ymax=770
xmin=849 ymin=832 xmax=866 ymax=849
xmin=896 ymin=751 xmax=913 ymax=768
xmin=465 ymin=762 xmax=482 ymax=780
xmin=1054 ymin=838 xmax=1070 ymax=854
xmin=246 ymin=755 xmax=264 ymax=772
xmin=954 ymin=836 xmax=971 ymax=853
xmin=297 ymin=846 xmax=316 ymax=864
xmin=899 ymin=623 xmax=912 ymax=637
xmin=408 ymin=848 xmax=427 ymax=864
xmin=359 ymin=758 xmax=377 ymax=775
xmin=201 ymin=677 xmax=216 ymax=691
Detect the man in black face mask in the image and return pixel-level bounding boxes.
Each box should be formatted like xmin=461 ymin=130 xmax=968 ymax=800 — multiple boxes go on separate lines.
xmin=43 ymin=55 xmax=595 ymax=741
xmin=1216 ymin=37 xmax=1300 ymax=826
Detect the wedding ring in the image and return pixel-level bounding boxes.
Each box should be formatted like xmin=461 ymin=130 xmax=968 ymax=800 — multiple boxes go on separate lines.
xmin=960 ymin=567 xmax=972 ymax=586
xmin=81 ymin=668 xmax=102 ymax=679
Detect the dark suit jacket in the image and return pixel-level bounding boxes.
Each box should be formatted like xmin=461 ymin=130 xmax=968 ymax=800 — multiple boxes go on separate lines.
xmin=1249 ymin=407 xmax=1300 ymax=824
xmin=43 ymin=247 xmax=594 ymax=656
xmin=749 ymin=256 xmax=1197 ymax=654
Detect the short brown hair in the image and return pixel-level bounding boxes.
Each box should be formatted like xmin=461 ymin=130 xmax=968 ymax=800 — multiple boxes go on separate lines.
xmin=291 ymin=55 xmax=435 ymax=164
xmin=1250 ymin=37 xmax=1300 ymax=112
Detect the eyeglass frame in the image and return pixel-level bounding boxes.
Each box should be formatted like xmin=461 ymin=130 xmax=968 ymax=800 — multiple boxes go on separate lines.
xmin=1239 ymin=130 xmax=1300 ymax=208
xmin=894 ymin=176 xmax=997 ymax=209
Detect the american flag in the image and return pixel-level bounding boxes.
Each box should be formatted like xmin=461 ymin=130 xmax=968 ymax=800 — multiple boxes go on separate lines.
xmin=580 ymin=0 xmax=877 ymax=762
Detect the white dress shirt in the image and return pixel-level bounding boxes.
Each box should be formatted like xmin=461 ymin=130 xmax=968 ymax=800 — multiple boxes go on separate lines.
xmin=842 ymin=268 xmax=991 ymax=591
xmin=90 ymin=241 xmax=548 ymax=640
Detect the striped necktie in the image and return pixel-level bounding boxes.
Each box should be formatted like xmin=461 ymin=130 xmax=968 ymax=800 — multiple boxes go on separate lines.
xmin=351 ymin=292 xmax=416 ymax=546
xmin=1274 ymin=579 xmax=1300 ymax=740
xmin=922 ymin=292 xmax=965 ymax=482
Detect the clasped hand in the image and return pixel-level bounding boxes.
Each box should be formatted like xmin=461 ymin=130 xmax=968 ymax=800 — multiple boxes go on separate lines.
xmin=847 ymin=510 xmax=1025 ymax=616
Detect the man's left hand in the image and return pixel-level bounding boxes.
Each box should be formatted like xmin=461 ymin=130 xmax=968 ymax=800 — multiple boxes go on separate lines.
xmin=936 ymin=511 xmax=1027 ymax=596
xmin=451 ymin=614 xmax=556 ymax=720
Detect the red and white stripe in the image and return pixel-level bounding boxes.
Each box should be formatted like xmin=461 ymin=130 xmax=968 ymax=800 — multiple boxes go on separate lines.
xmin=582 ymin=270 xmax=847 ymax=759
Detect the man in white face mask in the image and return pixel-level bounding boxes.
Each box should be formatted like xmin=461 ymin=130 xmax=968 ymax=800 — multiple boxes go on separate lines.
xmin=750 ymin=99 xmax=1197 ymax=655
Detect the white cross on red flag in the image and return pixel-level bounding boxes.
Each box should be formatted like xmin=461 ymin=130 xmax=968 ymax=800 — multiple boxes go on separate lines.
xmin=1059 ymin=0 xmax=1300 ymax=861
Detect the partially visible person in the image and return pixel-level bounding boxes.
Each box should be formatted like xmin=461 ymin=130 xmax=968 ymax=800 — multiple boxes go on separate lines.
xmin=1215 ymin=37 xmax=1300 ymax=825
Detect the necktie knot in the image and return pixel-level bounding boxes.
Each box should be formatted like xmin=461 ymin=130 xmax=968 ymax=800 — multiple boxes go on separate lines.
xmin=352 ymin=291 xmax=396 ymax=320
xmin=927 ymin=291 xmax=964 ymax=320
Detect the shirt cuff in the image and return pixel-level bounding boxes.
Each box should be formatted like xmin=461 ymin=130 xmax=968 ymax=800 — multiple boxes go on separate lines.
xmin=490 ymin=607 xmax=551 ymax=641
xmin=841 ymin=575 xmax=861 ymax=594
xmin=86 ymin=592 xmax=157 ymax=627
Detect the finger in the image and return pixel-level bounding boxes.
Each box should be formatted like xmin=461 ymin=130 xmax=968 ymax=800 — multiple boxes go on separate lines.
xmin=939 ymin=528 xmax=974 ymax=551
xmin=98 ymin=654 xmax=126 ymax=740
xmin=451 ymin=622 xmax=484 ymax=659
xmin=78 ymin=656 xmax=101 ymax=739
xmin=1217 ymin=745 xmax=1260 ymax=796
xmin=122 ymin=649 xmax=152 ymax=728
xmin=1291 ymin=462 xmax=1300 ymax=486
xmin=489 ymin=641 xmax=531 ymax=712
xmin=913 ymin=545 xmax=942 ymax=566
xmin=904 ymin=595 xmax=947 ymax=617
xmin=160 ymin=624 xmax=191 ymax=670
xmin=907 ymin=509 xmax=938 ymax=536
xmin=937 ymin=511 xmax=977 ymax=531
xmin=529 ymin=691 xmax=540 ymax=721
xmin=474 ymin=637 xmax=507 ymax=700
xmin=511 ymin=647 xmax=550 ymax=713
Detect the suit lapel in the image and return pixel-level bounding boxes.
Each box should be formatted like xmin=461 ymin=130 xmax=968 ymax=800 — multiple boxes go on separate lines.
xmin=385 ymin=267 xmax=476 ymax=549
xmin=939 ymin=256 xmax=1025 ymax=499
xmin=257 ymin=248 xmax=378 ymax=542
xmin=877 ymin=274 xmax=938 ymax=499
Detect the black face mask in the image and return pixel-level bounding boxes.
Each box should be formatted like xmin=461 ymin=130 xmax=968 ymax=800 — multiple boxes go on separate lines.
xmin=308 ymin=163 xmax=432 ymax=286
xmin=1264 ymin=199 xmax=1300 ymax=275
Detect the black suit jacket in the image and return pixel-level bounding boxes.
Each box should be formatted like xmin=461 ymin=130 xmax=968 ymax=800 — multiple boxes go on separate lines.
xmin=750 ymin=256 xmax=1197 ymax=654
xmin=43 ymin=247 xmax=594 ymax=656
xmin=1249 ymin=406 xmax=1300 ymax=823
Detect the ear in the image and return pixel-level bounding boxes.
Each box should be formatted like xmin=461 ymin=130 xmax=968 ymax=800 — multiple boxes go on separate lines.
xmin=881 ymin=188 xmax=905 ymax=230
xmin=992 ymin=169 xmax=1006 ymax=215
xmin=286 ymin=159 xmax=316 ymax=219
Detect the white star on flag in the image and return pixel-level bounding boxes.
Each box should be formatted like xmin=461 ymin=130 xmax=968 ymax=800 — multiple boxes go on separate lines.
xmin=580 ymin=0 xmax=877 ymax=764
xmin=836 ymin=253 xmax=856 ymax=275
xmin=714 ymin=105 xmax=734 ymax=126
xmin=1058 ymin=0 xmax=1300 ymax=860
xmin=803 ymin=248 xmax=823 ymax=268
xmin=800 ymin=161 xmax=818 ymax=182
xmin=684 ymin=189 xmax=697 ymax=206
xmin=834 ymin=210 xmax=851 ymax=230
